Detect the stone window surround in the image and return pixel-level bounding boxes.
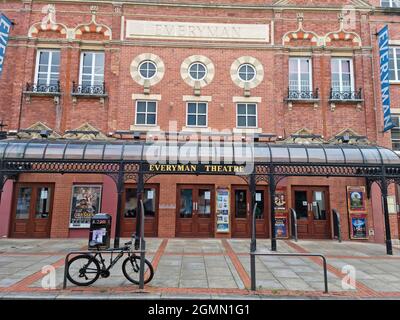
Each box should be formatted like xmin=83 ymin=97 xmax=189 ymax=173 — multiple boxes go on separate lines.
xmin=130 ymin=93 xmax=162 ymax=132
xmin=231 ymin=56 xmax=264 ymax=89
xmin=181 ymin=55 xmax=215 ymax=88
xmin=130 ymin=53 xmax=165 ymax=86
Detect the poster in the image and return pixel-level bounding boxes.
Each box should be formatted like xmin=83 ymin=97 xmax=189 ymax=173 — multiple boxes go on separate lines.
xmin=274 ymin=190 xmax=287 ymax=211
xmin=347 ymin=186 xmax=366 ymax=212
xmin=216 ymin=189 xmax=230 ymax=233
xmin=275 ymin=217 xmax=288 ymax=239
xmin=70 ymin=185 xmax=102 ymax=228
xmin=350 ymin=215 xmax=368 ymax=240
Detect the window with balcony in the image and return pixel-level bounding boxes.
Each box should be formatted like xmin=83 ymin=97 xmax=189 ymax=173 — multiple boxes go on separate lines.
xmin=330 ymin=58 xmax=362 ymax=105
xmin=186 ymin=102 xmax=208 ymax=127
xmin=381 ymin=0 xmax=400 ymax=8
xmin=236 ymin=103 xmax=257 ymax=128
xmin=135 ymin=101 xmax=157 ymax=126
xmin=286 ymin=58 xmax=318 ymax=109
xmin=391 ymin=115 xmax=400 ymax=151
xmin=389 ymin=47 xmax=400 ymax=82
xmin=73 ymin=51 xmax=106 ymax=96
xmin=27 ymin=50 xmax=61 ymax=94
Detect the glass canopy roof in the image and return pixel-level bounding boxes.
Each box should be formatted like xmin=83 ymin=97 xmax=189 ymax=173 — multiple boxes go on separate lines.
xmin=0 ymin=140 xmax=399 ymax=166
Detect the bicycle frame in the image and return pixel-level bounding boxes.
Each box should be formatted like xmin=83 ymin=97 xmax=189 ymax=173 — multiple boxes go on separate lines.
xmin=91 ymin=249 xmax=133 ymax=273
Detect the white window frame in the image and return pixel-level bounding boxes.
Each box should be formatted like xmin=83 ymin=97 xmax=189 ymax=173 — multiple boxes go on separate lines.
xmin=186 ymin=102 xmax=208 ymax=128
xmin=188 ymin=62 xmax=207 ymax=81
xmin=391 ymin=114 xmax=400 ymax=152
xmin=34 ymin=49 xmax=60 ymax=86
xmin=135 ymin=100 xmax=158 ymax=126
xmin=381 ymin=0 xmax=400 ymax=8
xmin=289 ymin=58 xmax=313 ymax=92
xmin=79 ymin=51 xmax=105 ymax=87
xmin=236 ymin=103 xmax=258 ymax=128
xmin=390 ymin=47 xmax=400 ymax=83
xmin=138 ymin=60 xmax=158 ymax=80
xmin=331 ymin=58 xmax=355 ymax=93
xmin=237 ymin=63 xmax=257 ymax=82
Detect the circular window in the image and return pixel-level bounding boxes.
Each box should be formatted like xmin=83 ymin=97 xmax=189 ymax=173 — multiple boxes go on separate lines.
xmin=189 ymin=62 xmax=207 ymax=81
xmin=139 ymin=60 xmax=157 ymax=79
xmin=238 ymin=64 xmax=256 ymax=82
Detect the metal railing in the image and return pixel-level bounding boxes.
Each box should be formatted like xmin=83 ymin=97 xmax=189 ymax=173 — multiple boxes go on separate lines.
xmin=72 ymin=81 xmax=106 ymax=95
xmin=25 ymin=81 xmax=61 ymax=94
xmin=287 ymin=87 xmax=319 ymax=100
xmin=249 ymin=251 xmax=329 ymax=293
xmin=332 ymin=209 xmax=342 ymax=243
xmin=329 ymin=88 xmax=363 ymax=101
xmin=290 ymin=208 xmax=298 ymax=242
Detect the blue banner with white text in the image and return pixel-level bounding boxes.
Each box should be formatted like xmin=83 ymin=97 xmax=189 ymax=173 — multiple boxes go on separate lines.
xmin=378 ymin=25 xmax=395 ymax=132
xmin=0 ymin=14 xmax=12 ymax=78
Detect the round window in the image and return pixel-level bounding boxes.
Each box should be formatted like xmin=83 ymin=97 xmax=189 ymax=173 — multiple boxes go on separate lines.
xmin=188 ymin=62 xmax=207 ymax=81
xmin=139 ymin=60 xmax=157 ymax=79
xmin=238 ymin=64 xmax=256 ymax=82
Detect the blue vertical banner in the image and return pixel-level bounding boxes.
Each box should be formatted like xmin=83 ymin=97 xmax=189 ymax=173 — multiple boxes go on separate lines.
xmin=378 ymin=25 xmax=395 ymax=132
xmin=0 ymin=14 xmax=12 ymax=78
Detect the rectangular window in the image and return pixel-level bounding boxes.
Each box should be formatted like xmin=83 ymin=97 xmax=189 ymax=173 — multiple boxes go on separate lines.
xmin=236 ymin=103 xmax=257 ymax=128
xmin=391 ymin=115 xmax=400 ymax=151
xmin=389 ymin=47 xmax=400 ymax=82
xmin=79 ymin=51 xmax=105 ymax=89
xmin=186 ymin=102 xmax=208 ymax=127
xmin=34 ymin=50 xmax=60 ymax=86
xmin=331 ymin=58 xmax=354 ymax=93
xmin=135 ymin=101 xmax=157 ymax=125
xmin=381 ymin=0 xmax=400 ymax=7
xmin=289 ymin=58 xmax=312 ymax=92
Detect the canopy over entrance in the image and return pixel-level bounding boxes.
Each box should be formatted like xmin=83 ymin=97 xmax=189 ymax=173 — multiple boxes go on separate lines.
xmin=0 ymin=139 xmax=399 ymax=257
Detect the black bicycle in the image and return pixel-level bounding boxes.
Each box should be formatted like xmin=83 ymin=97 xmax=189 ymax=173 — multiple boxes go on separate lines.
xmin=66 ymin=240 xmax=154 ymax=286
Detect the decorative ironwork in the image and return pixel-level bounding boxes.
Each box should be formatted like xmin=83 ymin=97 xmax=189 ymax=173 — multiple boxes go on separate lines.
xmin=72 ymin=81 xmax=106 ymax=96
xmin=25 ymin=81 xmax=61 ymax=94
xmin=287 ymin=88 xmax=319 ymax=101
xmin=329 ymin=88 xmax=363 ymax=101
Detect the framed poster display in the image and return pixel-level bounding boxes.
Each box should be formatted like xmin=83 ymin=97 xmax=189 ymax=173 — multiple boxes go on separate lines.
xmin=274 ymin=189 xmax=287 ymax=211
xmin=275 ymin=216 xmax=288 ymax=239
xmin=349 ymin=214 xmax=368 ymax=240
xmin=347 ymin=186 xmax=366 ymax=213
xmin=69 ymin=185 xmax=102 ymax=228
xmin=216 ymin=188 xmax=230 ymax=233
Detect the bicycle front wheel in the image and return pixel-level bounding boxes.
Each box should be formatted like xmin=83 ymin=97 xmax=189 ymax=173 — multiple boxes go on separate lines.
xmin=122 ymin=255 xmax=154 ymax=285
xmin=66 ymin=254 xmax=100 ymax=286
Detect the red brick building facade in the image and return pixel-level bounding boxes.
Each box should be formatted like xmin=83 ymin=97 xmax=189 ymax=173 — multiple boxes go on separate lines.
xmin=0 ymin=0 xmax=399 ymax=243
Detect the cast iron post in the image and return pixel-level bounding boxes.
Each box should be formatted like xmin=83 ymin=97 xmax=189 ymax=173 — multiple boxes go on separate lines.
xmin=249 ymin=173 xmax=257 ymax=291
xmin=269 ymin=172 xmax=277 ymax=252
xmin=113 ymin=163 xmax=125 ymax=248
xmin=135 ymin=165 xmax=144 ymax=250
xmin=381 ymin=175 xmax=393 ymax=255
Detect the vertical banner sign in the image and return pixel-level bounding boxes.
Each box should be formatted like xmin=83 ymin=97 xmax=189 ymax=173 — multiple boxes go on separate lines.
xmin=0 ymin=14 xmax=12 ymax=78
xmin=378 ymin=25 xmax=395 ymax=132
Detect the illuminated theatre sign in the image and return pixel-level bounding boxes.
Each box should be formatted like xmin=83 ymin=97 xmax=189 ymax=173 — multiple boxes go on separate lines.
xmin=125 ymin=20 xmax=271 ymax=43
xmin=145 ymin=164 xmax=247 ymax=174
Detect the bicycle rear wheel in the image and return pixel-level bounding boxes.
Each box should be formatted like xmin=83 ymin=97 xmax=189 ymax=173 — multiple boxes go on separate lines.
xmin=66 ymin=254 xmax=100 ymax=286
xmin=122 ymin=255 xmax=154 ymax=285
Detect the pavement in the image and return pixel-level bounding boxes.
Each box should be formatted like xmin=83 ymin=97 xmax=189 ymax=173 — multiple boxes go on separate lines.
xmin=0 ymin=238 xmax=400 ymax=299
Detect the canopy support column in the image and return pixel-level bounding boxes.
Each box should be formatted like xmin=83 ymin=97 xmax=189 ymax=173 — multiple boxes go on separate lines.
xmin=269 ymin=172 xmax=277 ymax=252
xmin=250 ymin=173 xmax=257 ymax=291
xmin=134 ymin=165 xmax=144 ymax=250
xmin=114 ymin=163 xmax=125 ymax=248
xmin=381 ymin=176 xmax=393 ymax=255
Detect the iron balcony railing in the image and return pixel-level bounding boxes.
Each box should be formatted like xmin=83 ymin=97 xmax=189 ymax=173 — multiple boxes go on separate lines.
xmin=330 ymin=87 xmax=363 ymax=101
xmin=25 ymin=81 xmax=61 ymax=94
xmin=287 ymin=87 xmax=319 ymax=100
xmin=72 ymin=81 xmax=106 ymax=96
